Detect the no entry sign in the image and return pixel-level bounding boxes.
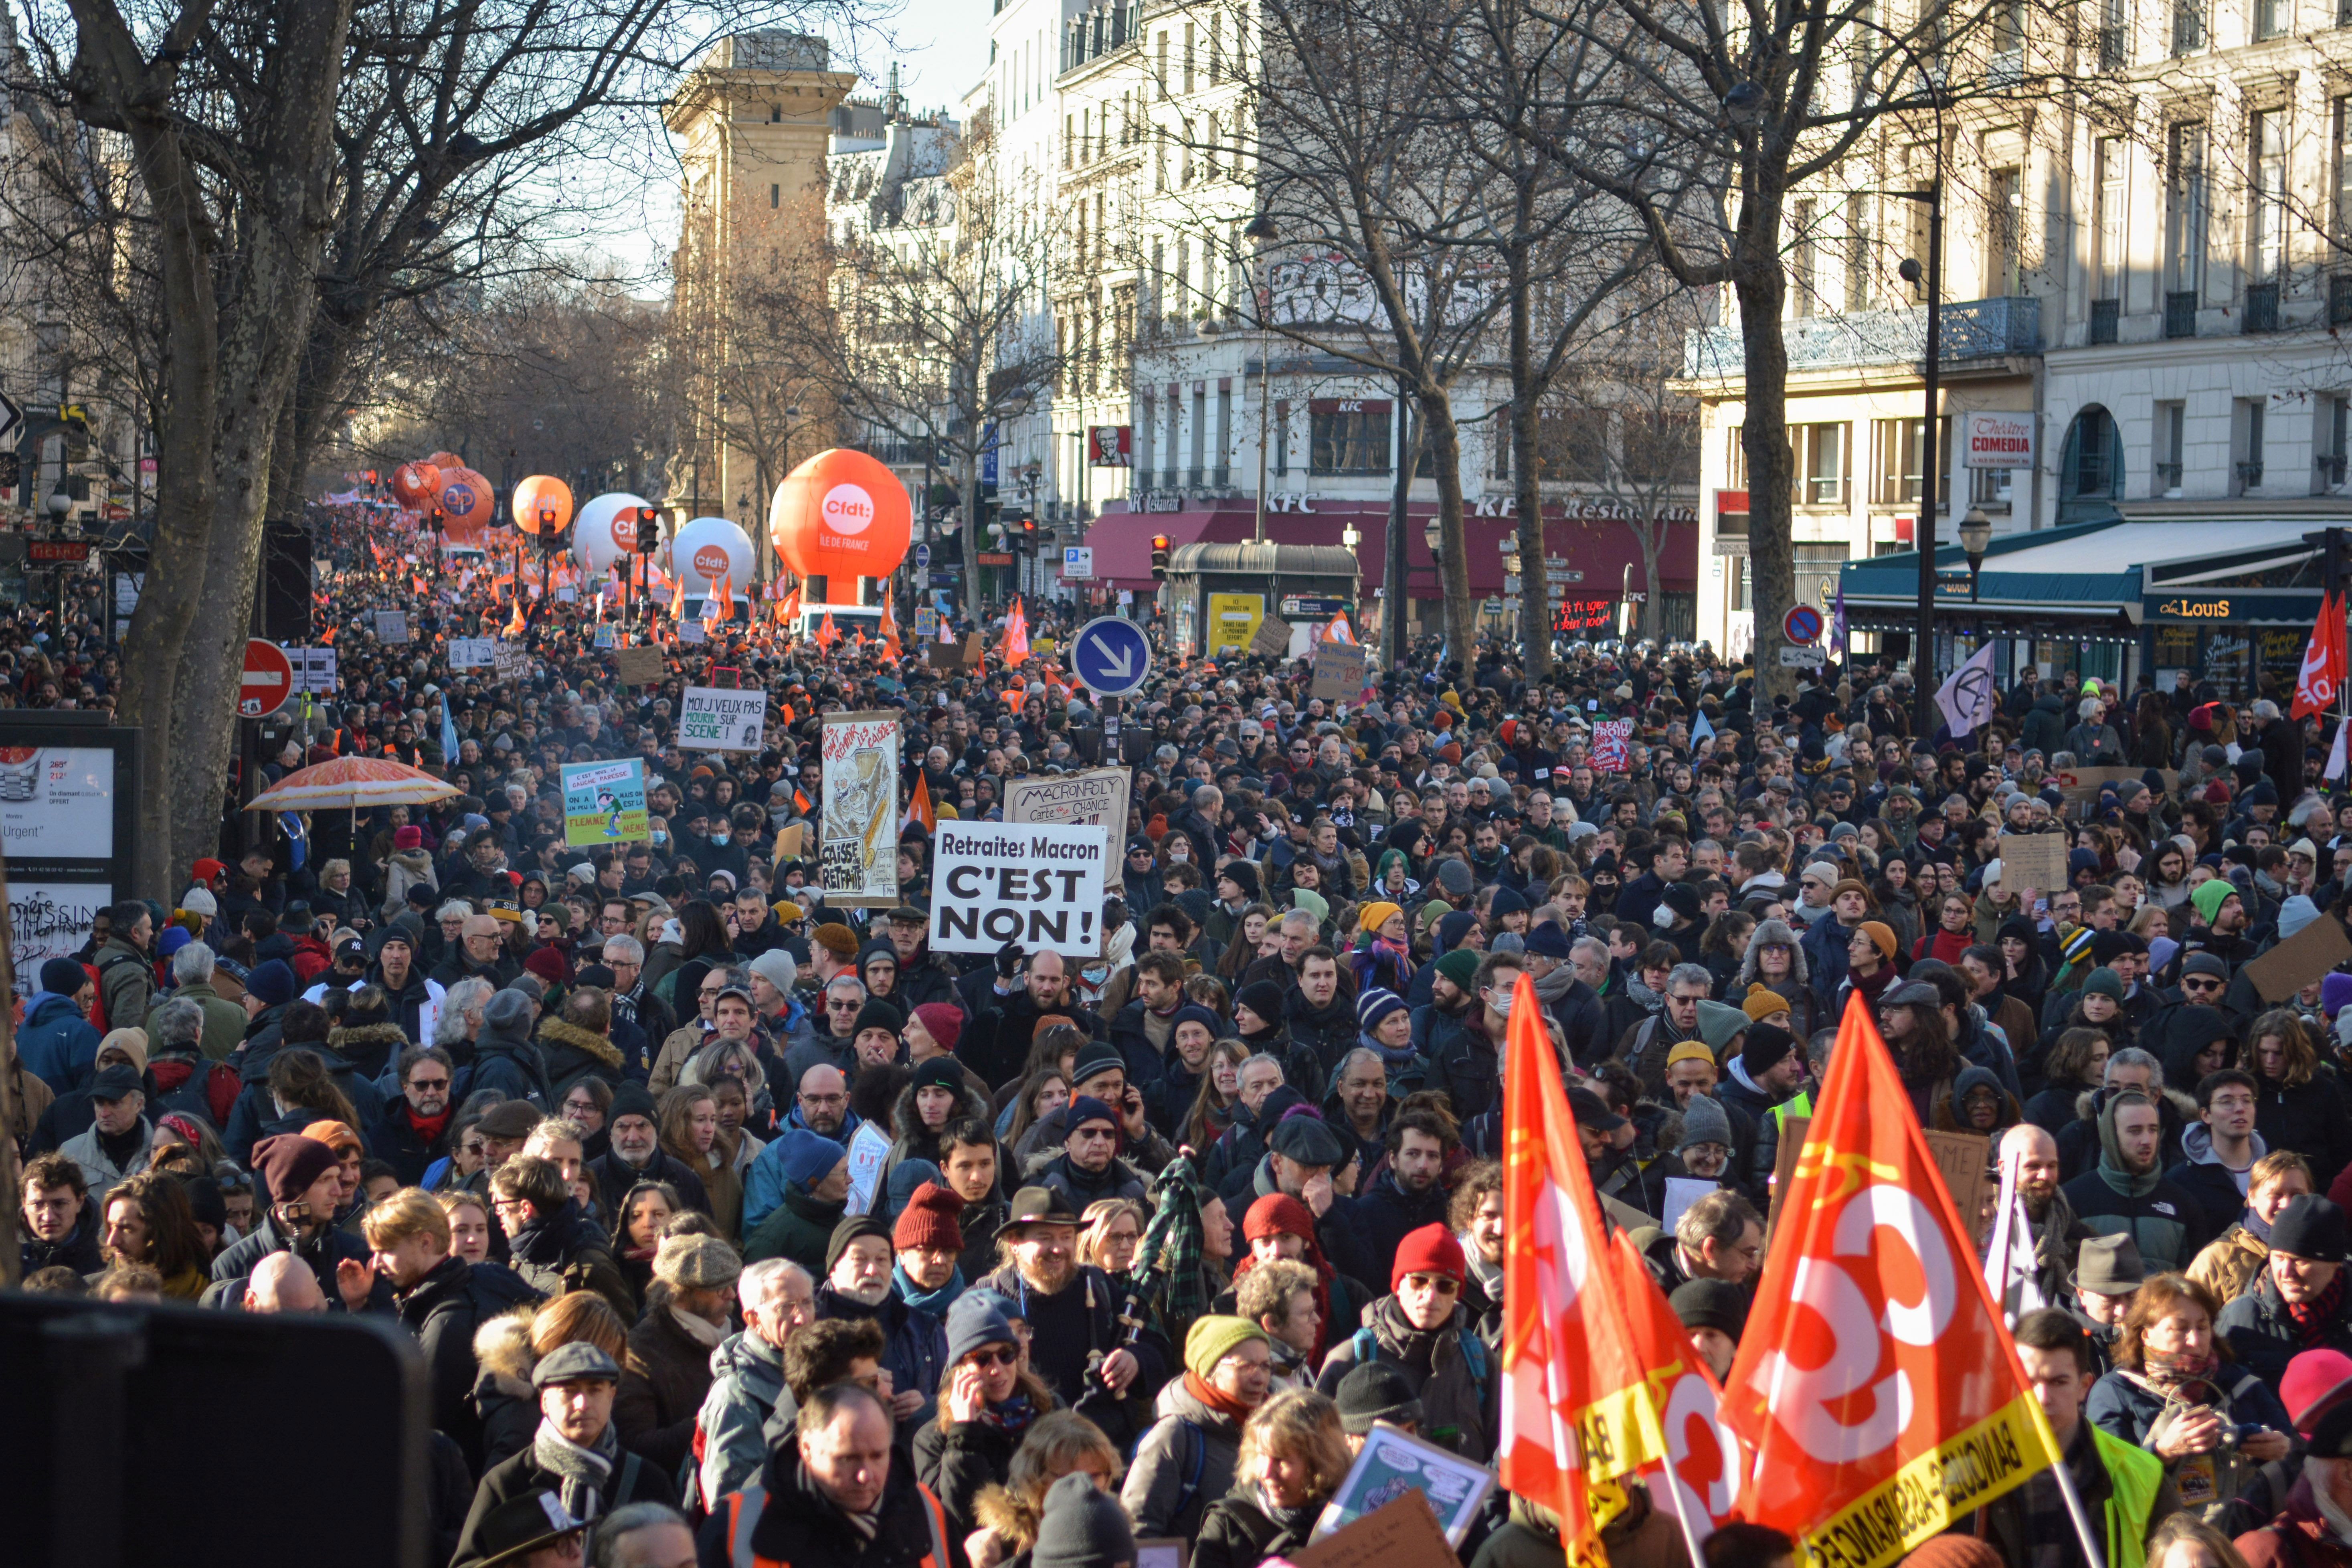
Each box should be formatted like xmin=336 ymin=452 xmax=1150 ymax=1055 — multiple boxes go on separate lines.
xmin=240 ymin=638 xmax=293 ymax=719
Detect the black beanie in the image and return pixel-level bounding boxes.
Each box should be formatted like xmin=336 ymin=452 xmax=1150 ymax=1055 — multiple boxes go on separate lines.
xmin=825 ymin=1214 xmax=893 ymax=1275
xmin=1740 ymin=1023 xmax=1797 ymax=1078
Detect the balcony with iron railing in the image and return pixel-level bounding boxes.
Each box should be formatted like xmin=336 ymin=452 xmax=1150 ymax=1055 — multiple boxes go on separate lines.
xmin=2244 ymin=283 xmax=2281 ymax=334
xmin=1682 ymin=295 xmax=2041 ymax=378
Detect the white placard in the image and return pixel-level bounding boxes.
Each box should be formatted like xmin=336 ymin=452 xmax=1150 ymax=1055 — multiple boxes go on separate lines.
xmin=821 ymin=712 xmax=900 ymax=907
xmin=1962 ymin=410 xmax=2035 ymax=469
xmin=447 ymin=637 xmax=497 ymax=669
xmin=289 ymin=646 xmax=339 ymax=694
xmin=1662 ymin=1175 xmax=1719 ymax=1234
xmin=928 ymin=821 xmax=1108 ymax=957
xmin=373 ymin=609 xmax=411 ymax=643
xmin=0 ymin=747 xmax=115 ymax=858
xmin=842 ymin=1121 xmax=893 ymax=1215
xmin=677 ymin=621 xmax=707 ymax=644
xmin=9 ymin=880 xmax=111 ymax=996
xmin=680 ymin=685 xmax=767 ymax=752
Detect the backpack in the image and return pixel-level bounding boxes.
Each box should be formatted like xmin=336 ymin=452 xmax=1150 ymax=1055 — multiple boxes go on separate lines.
xmin=89 ymin=951 xmax=144 ymax=1034
xmin=1162 ymin=1418 xmax=1211 ymax=1540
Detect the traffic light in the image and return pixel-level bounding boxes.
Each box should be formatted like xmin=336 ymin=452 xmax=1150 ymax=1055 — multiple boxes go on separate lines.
xmin=1018 ymin=516 xmax=1038 ymax=552
xmin=633 ymin=507 xmax=661 ymax=552
xmin=1151 ymin=534 xmax=1171 ymax=581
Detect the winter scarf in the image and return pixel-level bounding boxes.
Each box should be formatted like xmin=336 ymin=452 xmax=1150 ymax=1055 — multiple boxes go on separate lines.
xmin=671 ymin=1305 xmax=727 ymax=1348
xmin=895 ymin=1263 xmax=968 ymax=1317
xmin=975 ymin=1392 xmax=1040 ymax=1436
xmin=2291 ymin=1271 xmax=2350 ymax=1345
xmin=533 ymin=1416 xmax=619 ymax=1521
xmin=1184 ymin=1370 xmax=1258 ymax=1423
xmin=1252 ymin=1481 xmax=1321 ymax=1540
xmin=1533 ymin=961 xmax=1581 ymax=1008
xmin=404 ymin=1105 xmax=454 ymax=1146
xmin=2138 ymin=1344 xmax=2221 ymax=1394
xmin=1358 ymin=1029 xmax=1418 ymax=1078
xmin=1123 ymin=1153 xmax=1209 ymax=1328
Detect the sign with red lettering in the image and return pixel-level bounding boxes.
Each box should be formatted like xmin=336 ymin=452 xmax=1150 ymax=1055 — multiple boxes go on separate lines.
xmin=1962 ymin=411 xmax=2035 ymax=469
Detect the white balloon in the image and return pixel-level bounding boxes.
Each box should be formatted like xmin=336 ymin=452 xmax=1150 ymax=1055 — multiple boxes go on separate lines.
xmin=671 ymin=516 xmax=754 ymax=598
xmin=574 ymin=493 xmax=653 ymax=574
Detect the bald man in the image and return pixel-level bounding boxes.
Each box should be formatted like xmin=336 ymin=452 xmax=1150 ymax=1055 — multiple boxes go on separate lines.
xmin=244 ymin=1250 xmax=327 ymax=1313
xmin=433 ymin=913 xmax=520 ymax=988
xmin=1999 ymin=1123 xmax=2083 ymax=1306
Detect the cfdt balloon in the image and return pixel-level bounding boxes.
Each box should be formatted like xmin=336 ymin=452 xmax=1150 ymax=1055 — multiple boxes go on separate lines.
xmin=575 ymin=493 xmax=655 ymax=575
xmin=436 ymin=467 xmax=495 ymax=546
xmin=511 ymin=475 xmax=574 ymax=536
xmin=427 ymin=450 xmax=465 ymax=471
xmin=669 ymin=516 xmax=754 ymax=597
xmin=769 ymin=449 xmax=912 ymax=584
xmin=390 ymin=461 xmax=442 ymax=509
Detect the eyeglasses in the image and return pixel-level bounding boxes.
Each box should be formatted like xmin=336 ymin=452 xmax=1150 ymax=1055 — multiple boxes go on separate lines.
xmin=1071 ymin=1126 xmax=1117 ymax=1142
xmin=964 ymin=1345 xmax=1018 ymax=1368
xmin=1404 ymin=1274 xmax=1461 ymax=1295
xmin=800 ymin=1092 xmax=848 ymax=1108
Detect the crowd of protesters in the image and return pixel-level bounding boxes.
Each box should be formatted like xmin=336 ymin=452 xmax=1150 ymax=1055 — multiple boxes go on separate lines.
xmin=14 ymin=541 xmax=2352 ymax=1568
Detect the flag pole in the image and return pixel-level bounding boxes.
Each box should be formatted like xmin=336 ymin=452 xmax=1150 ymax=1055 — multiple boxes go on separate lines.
xmin=2045 ymin=1447 xmax=2108 ymax=1568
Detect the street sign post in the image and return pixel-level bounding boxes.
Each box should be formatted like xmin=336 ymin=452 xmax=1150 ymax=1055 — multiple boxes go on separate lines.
xmin=1781 ymin=603 xmax=1825 ymax=645
xmin=1070 ymin=615 xmax=1153 ymax=698
xmin=239 ymin=638 xmax=293 ymax=720
xmin=0 ymin=390 xmax=21 ymax=446
xmin=1779 ymin=646 xmax=1828 ymax=668
xmin=1062 ymin=546 xmax=1094 ymax=579
xmin=914 ymin=543 xmax=931 ymax=570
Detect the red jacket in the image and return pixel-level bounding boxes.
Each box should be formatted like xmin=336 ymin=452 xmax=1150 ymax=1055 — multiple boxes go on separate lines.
xmin=2239 ymin=1477 xmax=2352 ymax=1568
xmin=1913 ymin=927 xmax=1976 ymax=965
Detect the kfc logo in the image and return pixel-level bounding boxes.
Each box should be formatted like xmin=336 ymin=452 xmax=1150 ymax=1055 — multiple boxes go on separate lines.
xmin=822 ymin=483 xmax=876 ymax=536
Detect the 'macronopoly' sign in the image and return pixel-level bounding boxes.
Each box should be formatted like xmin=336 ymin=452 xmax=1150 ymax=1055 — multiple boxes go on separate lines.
xmin=928 ymin=821 xmax=1107 ymax=957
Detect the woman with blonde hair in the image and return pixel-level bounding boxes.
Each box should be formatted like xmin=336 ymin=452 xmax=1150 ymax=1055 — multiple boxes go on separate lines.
xmin=966 ymin=1410 xmax=1121 ymax=1568
xmin=1078 ymin=1198 xmax=1149 ymax=1275
xmin=1183 ymin=1039 xmax=1252 ymax=1154
xmin=2146 ymin=1508 xmax=2251 ymax=1568
xmin=435 ymin=1189 xmax=495 ymax=1264
xmin=1193 ymin=1388 xmax=1354 ymax=1568
xmin=659 ymin=1084 xmax=742 ymax=1240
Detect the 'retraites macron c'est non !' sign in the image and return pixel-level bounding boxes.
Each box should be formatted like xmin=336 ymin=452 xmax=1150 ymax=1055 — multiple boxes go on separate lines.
xmin=927 ymin=821 xmax=1108 ymax=958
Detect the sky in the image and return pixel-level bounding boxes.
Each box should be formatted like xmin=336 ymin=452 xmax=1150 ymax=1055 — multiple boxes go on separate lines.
xmin=578 ymin=0 xmax=994 ymax=292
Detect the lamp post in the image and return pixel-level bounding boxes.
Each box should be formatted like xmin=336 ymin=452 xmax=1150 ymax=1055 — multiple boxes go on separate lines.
xmin=1341 ymin=520 xmax=1362 ymax=637
xmin=1245 ymin=210 xmax=1278 ymax=544
xmin=1960 ymin=506 xmax=1992 ymax=601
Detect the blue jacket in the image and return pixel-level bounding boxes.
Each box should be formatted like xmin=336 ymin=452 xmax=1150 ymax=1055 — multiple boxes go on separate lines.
xmin=741 ymin=1110 xmax=864 ymax=1233
xmin=19 ymin=992 xmax=102 ymax=1093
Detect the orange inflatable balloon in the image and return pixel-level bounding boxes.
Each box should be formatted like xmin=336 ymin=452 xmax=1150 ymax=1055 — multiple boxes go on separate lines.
xmin=768 ymin=449 xmax=912 ymax=585
xmin=427 ymin=451 xmax=465 ymax=471
xmin=512 ymin=475 xmax=574 ymax=536
xmin=390 ymin=461 xmax=442 ymax=509
xmin=436 ymin=467 xmax=495 ymax=546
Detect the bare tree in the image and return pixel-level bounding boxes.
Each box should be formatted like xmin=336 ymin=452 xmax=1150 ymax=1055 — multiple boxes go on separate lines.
xmin=786 ymin=111 xmax=1062 ymax=613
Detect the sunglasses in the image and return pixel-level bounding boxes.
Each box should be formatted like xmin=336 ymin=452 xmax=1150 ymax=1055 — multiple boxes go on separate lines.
xmin=1405 ymin=1274 xmax=1461 ymax=1295
xmin=409 ymin=1075 xmax=452 ymax=1091
xmin=2181 ymin=977 xmax=2221 ymax=991
xmin=964 ymin=1345 xmax=1018 ymax=1368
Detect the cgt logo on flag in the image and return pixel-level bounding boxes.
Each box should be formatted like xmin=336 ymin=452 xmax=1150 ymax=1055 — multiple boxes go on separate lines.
xmin=1725 ymin=996 xmax=2063 ymax=1568
xmin=2293 ymin=588 xmax=2346 ymax=720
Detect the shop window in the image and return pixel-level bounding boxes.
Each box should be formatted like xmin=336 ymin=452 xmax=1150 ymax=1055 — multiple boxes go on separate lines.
xmin=1310 ymin=399 xmax=1392 ymax=475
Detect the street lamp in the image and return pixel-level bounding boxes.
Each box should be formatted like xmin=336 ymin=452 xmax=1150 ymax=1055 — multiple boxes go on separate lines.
xmin=1959 ymin=506 xmax=1993 ymax=600
xmin=1245 ymin=210 xmax=1278 ymax=544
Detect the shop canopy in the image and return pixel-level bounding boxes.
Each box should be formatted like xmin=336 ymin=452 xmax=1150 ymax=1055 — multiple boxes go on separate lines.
xmin=1839 ymin=518 xmax=2328 ymax=628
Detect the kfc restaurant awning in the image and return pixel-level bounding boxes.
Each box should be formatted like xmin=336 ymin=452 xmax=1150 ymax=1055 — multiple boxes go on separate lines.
xmin=1086 ymin=497 xmax=1697 ymax=605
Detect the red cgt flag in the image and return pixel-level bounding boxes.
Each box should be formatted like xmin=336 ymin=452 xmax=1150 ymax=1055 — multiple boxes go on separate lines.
xmin=1499 ymin=971 xmax=1663 ymax=1562
xmin=1609 ymin=1230 xmax=1745 ymax=1567
xmin=1725 ymin=995 xmax=2064 ymax=1568
xmin=2294 ymin=588 xmax=2347 ymax=720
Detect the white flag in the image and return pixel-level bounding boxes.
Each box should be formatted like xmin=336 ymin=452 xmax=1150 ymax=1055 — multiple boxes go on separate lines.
xmin=1933 ymin=642 xmax=2000 ymax=738
xmin=2330 ymin=719 xmax=2349 ymax=783
xmin=1982 ymin=1150 xmax=2047 ymax=1328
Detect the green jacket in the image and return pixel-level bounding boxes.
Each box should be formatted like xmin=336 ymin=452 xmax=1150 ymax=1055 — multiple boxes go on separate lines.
xmin=146 ymin=980 xmax=249 ymax=1062
xmin=742 ymin=1185 xmax=847 ymax=1273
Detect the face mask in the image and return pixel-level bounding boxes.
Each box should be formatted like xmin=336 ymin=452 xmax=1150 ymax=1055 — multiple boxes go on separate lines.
xmin=710 ymin=831 xmax=730 ymax=846
xmin=653 ymin=831 xmax=667 ymax=845
xmin=1653 ymin=903 xmax=1678 ymax=929
xmin=1486 ymin=987 xmax=1515 ymax=1018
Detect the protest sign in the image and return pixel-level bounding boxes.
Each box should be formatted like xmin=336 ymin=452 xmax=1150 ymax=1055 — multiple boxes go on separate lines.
xmin=679 ymin=685 xmax=767 ymax=752
xmin=593 ymin=624 xmax=614 ymax=649
xmin=842 ymin=1120 xmax=893 ymax=1215
xmin=2244 ymin=910 xmax=2352 ymax=1001
xmin=372 ymin=610 xmax=411 ymax=643
xmin=1996 ymin=832 xmax=2068 ymax=896
xmin=1310 ymin=640 xmax=1367 ymax=702
xmin=1250 ymin=616 xmax=1293 ymax=660
xmin=1311 ymin=1422 xmax=1493 ymax=1546
xmin=2054 ymin=765 xmax=2176 ymax=816
xmin=493 ymin=641 xmax=529 ymax=682
xmin=1292 ymin=1491 xmax=1456 ymax=1568
xmin=289 ymin=646 xmax=338 ymax=695
xmin=1921 ymin=1129 xmax=1994 ymax=1248
xmin=928 ymin=821 xmax=1107 ymax=957
xmin=560 ymin=759 xmax=648 ymax=848
xmin=447 ymin=637 xmax=496 ymax=669
xmin=1591 ymin=718 xmax=1633 ymax=773
xmin=677 ymin=620 xmax=707 ymax=644
xmin=1004 ymin=768 xmax=1134 ymax=890
xmin=611 ymin=645 xmax=665 ymax=686
xmin=821 ymin=712 xmax=901 ymax=907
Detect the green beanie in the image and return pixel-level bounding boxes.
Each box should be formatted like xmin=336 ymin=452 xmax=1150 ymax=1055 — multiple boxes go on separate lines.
xmin=2082 ymin=967 xmax=2126 ymax=1001
xmin=1184 ymin=1314 xmax=1271 ymax=1381
xmin=1434 ymin=949 xmax=1481 ymax=991
xmin=1696 ymin=999 xmax=1750 ymax=1056
xmin=2190 ymin=877 xmax=2235 ymax=926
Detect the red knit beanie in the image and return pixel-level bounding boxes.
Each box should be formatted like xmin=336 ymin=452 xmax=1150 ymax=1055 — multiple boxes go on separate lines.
xmin=892 ymin=1182 xmax=965 ymax=1253
xmin=253 ymin=1134 xmax=339 ymax=1204
xmin=524 ymin=946 xmax=570 ymax=986
xmin=913 ymin=1003 xmax=963 ymax=1054
xmin=1244 ymin=1192 xmax=1316 ymax=1245
xmin=1390 ymin=1223 xmax=1467 ymax=1292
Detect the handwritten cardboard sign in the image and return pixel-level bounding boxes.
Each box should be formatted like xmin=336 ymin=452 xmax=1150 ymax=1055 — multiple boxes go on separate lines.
xmin=1310 ymin=640 xmax=1367 ymax=702
xmin=1289 ymin=1489 xmax=1457 ymax=1568
xmin=1005 ymin=768 xmax=1134 ymax=890
xmin=2243 ymin=910 xmax=2352 ymax=1003
xmin=1251 ymin=616 xmax=1294 ymax=660
xmin=1923 ymin=1128 xmax=1994 ymax=1249
xmin=612 ymin=646 xmax=666 ymax=686
xmin=1996 ymin=832 xmax=2069 ymax=896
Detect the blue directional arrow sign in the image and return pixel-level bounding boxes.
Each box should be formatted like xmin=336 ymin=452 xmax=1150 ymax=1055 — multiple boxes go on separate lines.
xmin=1071 ymin=615 xmax=1152 ymax=698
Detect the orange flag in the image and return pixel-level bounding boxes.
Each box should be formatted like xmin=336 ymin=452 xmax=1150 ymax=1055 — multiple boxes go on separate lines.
xmin=815 ymin=611 xmax=839 ymax=648
xmin=879 ymin=587 xmax=903 ymax=662
xmin=904 ymin=771 xmax=935 ymax=834
xmin=1500 ymin=970 xmax=1662 ymax=1561
xmin=778 ymin=585 xmax=801 ymax=629
xmin=504 ymin=596 xmax=526 ymax=637
xmin=1608 ymin=1230 xmax=1743 ymax=1567
xmin=1725 ymin=995 xmax=2064 ymax=1565
xmin=669 ymin=571 xmax=686 ymax=622
xmin=1001 ymin=596 xmax=1029 ymax=665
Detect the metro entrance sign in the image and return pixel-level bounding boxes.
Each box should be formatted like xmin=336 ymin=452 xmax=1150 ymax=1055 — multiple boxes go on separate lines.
xmin=239 ymin=638 xmax=293 ymax=719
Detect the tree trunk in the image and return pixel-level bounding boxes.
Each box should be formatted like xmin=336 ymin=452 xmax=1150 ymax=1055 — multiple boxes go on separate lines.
xmin=1635 ymin=520 xmax=1664 ymax=645
xmin=1507 ymin=249 xmax=1551 ymax=678
xmin=1420 ymin=394 xmax=1474 ymax=660
xmin=961 ymin=454 xmax=983 ymax=621
xmin=1734 ymin=239 xmax=1797 ymax=705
